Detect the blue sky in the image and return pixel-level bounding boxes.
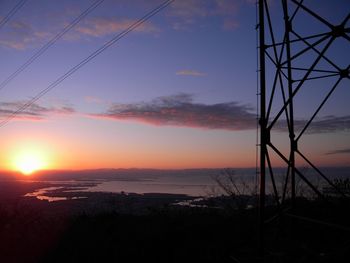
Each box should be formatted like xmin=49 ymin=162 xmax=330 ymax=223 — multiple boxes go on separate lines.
xmin=0 ymin=0 xmax=349 ymax=170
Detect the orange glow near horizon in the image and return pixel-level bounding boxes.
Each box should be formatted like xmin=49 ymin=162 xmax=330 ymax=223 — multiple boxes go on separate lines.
xmin=1 ymin=124 xmax=343 ymax=173
xmin=12 ymin=149 xmax=48 ymax=175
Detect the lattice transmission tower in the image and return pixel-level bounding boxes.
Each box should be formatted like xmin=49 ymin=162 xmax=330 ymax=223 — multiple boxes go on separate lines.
xmin=257 ymin=0 xmax=350 ymax=252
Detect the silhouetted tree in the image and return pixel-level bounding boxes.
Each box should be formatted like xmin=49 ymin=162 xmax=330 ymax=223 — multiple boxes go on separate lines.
xmin=209 ymin=168 xmax=257 ymax=211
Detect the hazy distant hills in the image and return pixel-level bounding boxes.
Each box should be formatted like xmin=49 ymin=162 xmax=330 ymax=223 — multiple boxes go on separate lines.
xmin=0 ymin=168 xmax=225 ymax=181
xmin=0 ymin=167 xmax=349 ymax=182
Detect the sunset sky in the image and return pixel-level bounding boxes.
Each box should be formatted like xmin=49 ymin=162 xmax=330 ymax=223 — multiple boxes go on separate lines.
xmin=0 ymin=0 xmax=349 ymax=172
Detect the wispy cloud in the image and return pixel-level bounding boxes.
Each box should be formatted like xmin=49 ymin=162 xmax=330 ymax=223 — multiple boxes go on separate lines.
xmin=274 ymin=115 xmax=350 ymax=134
xmin=0 ymin=21 xmax=48 ymax=50
xmin=325 ymin=148 xmax=350 ymax=155
xmin=222 ymin=19 xmax=240 ymax=31
xmin=0 ymin=0 xmax=244 ymax=49
xmin=0 ymin=14 xmax=158 ymax=49
xmin=84 ymin=96 xmax=104 ymax=104
xmin=74 ymin=17 xmax=159 ymax=38
xmin=0 ymin=101 xmax=75 ymax=121
xmin=299 ymin=115 xmax=350 ymax=133
xmin=89 ymin=93 xmax=256 ymax=130
xmin=167 ymin=0 xmax=241 ymax=31
xmin=176 ymin=70 xmax=206 ymax=77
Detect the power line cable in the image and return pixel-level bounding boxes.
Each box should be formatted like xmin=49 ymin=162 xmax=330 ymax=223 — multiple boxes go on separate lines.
xmin=0 ymin=0 xmax=105 ymax=92
xmin=0 ymin=0 xmax=175 ymax=128
xmin=0 ymin=0 xmax=28 ymax=31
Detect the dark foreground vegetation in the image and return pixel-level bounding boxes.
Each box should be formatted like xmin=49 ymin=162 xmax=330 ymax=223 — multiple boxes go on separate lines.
xmin=0 ymin=181 xmax=350 ymax=263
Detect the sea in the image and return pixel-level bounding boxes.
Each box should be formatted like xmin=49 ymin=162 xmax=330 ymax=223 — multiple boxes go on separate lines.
xmin=21 ymin=167 xmax=350 ymax=202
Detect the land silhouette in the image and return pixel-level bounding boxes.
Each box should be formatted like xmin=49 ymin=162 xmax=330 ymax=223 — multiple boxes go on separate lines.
xmin=0 ymin=169 xmax=350 ymax=263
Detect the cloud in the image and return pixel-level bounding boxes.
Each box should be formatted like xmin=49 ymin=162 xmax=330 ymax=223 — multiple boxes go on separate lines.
xmin=213 ymin=0 xmax=240 ymax=16
xmin=0 ymin=101 xmax=75 ymax=121
xmin=84 ymin=96 xmax=104 ymax=104
xmin=273 ymin=115 xmax=350 ymax=134
xmin=167 ymin=0 xmax=240 ymax=31
xmin=0 ymin=21 xmax=40 ymax=50
xmin=169 ymin=0 xmax=208 ymax=19
xmin=296 ymin=116 xmax=349 ymax=134
xmin=0 ymin=13 xmax=158 ymax=49
xmin=297 ymin=116 xmax=350 ymax=133
xmin=176 ymin=70 xmax=206 ymax=76
xmin=88 ymin=93 xmax=350 ymax=133
xmin=222 ymin=18 xmax=240 ymax=31
xmin=89 ymin=93 xmax=256 ymax=130
xmin=0 ymin=0 xmax=243 ymax=49
xmin=74 ymin=17 xmax=159 ymax=38
xmin=325 ymin=148 xmax=350 ymax=155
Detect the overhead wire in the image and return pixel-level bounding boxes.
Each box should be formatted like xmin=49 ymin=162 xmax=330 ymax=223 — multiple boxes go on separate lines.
xmin=0 ymin=0 xmax=28 ymax=31
xmin=0 ymin=0 xmax=175 ymax=128
xmin=0 ymin=0 xmax=105 ymax=92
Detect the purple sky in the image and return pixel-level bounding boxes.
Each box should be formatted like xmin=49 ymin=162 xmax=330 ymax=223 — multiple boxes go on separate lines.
xmin=0 ymin=0 xmax=349 ymax=170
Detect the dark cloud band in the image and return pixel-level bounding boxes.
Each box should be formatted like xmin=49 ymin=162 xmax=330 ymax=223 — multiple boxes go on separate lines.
xmin=90 ymin=94 xmax=350 ymax=134
xmin=90 ymin=93 xmax=256 ymax=130
xmin=325 ymin=148 xmax=350 ymax=155
xmin=0 ymin=101 xmax=75 ymax=120
xmin=275 ymin=116 xmax=350 ymax=134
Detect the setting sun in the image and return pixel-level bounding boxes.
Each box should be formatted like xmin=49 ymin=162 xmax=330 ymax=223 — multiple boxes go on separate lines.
xmin=13 ymin=150 xmax=46 ymax=175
